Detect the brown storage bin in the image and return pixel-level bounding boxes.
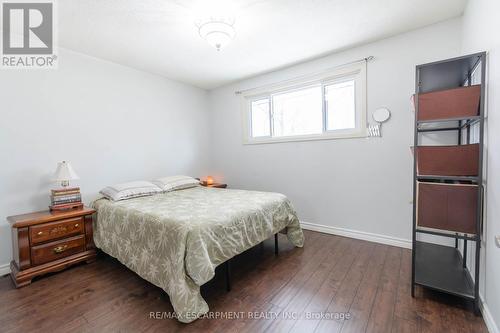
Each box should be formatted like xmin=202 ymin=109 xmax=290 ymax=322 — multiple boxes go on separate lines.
xmin=417 ymin=182 xmax=478 ymax=234
xmin=416 ymin=144 xmax=479 ymax=176
xmin=418 ymin=85 xmax=481 ymax=121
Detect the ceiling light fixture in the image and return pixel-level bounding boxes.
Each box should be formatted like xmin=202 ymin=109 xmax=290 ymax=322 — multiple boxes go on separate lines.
xmin=196 ymin=17 xmax=235 ymax=51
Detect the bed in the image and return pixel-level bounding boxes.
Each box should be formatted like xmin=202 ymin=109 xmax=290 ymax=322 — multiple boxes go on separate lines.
xmin=92 ymin=186 xmax=304 ymax=323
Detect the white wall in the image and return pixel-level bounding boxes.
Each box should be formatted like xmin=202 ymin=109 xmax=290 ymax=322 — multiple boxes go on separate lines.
xmin=462 ymin=1 xmax=500 ymax=332
xmin=0 ymin=48 xmax=211 ymax=270
xmin=208 ymin=18 xmax=463 ymax=245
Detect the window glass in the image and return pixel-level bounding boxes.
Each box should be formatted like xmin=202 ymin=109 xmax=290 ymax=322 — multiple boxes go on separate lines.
xmin=251 ymin=98 xmax=271 ymax=137
xmin=272 ymin=86 xmax=323 ymax=137
xmin=325 ymin=80 xmax=356 ymax=131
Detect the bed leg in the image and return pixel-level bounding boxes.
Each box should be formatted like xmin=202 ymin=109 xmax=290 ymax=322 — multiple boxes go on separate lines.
xmin=275 ymin=233 xmax=279 ymax=256
xmin=225 ymin=260 xmax=231 ymax=292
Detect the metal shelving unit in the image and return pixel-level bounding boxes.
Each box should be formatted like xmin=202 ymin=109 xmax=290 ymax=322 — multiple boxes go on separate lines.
xmin=411 ymin=52 xmax=486 ymax=314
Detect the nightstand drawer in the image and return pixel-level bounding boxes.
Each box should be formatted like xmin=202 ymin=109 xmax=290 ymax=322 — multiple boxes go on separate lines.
xmin=31 ymin=235 xmax=85 ymax=266
xmin=30 ymin=217 xmax=84 ymax=245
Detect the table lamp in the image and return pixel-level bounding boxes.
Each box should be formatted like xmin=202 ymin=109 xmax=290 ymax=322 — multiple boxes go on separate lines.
xmin=53 ymin=161 xmax=79 ymax=188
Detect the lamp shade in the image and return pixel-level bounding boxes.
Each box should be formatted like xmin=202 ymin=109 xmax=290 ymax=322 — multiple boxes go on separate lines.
xmin=53 ymin=161 xmax=79 ymax=182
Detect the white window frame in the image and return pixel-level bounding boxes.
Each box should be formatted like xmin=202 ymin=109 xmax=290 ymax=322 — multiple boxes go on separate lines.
xmin=241 ymin=62 xmax=367 ymax=144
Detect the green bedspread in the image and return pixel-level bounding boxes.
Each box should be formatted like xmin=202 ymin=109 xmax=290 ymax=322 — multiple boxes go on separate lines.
xmin=92 ymin=186 xmax=304 ymax=323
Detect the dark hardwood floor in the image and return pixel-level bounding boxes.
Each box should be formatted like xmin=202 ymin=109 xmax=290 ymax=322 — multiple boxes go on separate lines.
xmin=0 ymin=230 xmax=487 ymax=333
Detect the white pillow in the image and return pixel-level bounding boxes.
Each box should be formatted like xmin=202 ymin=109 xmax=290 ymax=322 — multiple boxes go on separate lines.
xmin=152 ymin=175 xmax=200 ymax=192
xmin=100 ymin=181 xmax=162 ymax=201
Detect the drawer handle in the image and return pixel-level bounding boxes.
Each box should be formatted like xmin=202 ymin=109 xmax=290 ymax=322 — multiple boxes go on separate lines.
xmin=53 ymin=245 xmax=68 ymax=254
xmin=37 ymin=231 xmax=43 ymax=236
xmin=74 ymin=223 xmax=79 ymax=228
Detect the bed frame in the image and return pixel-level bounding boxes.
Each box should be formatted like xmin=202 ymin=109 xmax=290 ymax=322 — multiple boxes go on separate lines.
xmin=223 ymin=233 xmax=279 ymax=292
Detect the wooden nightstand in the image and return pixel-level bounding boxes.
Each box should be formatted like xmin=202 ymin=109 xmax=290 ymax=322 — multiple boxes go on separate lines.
xmin=201 ymin=182 xmax=227 ymax=188
xmin=7 ymin=207 xmax=97 ymax=287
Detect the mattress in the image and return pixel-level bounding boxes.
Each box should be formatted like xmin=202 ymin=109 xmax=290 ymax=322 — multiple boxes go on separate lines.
xmin=92 ymin=186 xmax=304 ymax=323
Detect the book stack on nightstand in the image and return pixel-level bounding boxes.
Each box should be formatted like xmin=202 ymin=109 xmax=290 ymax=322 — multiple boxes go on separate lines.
xmin=50 ymin=187 xmax=83 ymax=211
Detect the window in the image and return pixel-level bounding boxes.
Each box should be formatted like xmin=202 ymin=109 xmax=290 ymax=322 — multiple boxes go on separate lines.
xmin=243 ymin=62 xmax=366 ymax=144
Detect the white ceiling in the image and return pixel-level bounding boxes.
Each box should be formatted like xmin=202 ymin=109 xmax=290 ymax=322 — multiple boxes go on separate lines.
xmin=58 ymin=0 xmax=467 ymax=89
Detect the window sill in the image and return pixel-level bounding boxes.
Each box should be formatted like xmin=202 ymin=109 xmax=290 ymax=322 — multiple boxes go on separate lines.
xmin=243 ymin=130 xmax=368 ymax=145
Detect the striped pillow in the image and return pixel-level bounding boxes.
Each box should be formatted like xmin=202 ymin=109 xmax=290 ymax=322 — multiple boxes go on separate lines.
xmin=100 ymin=181 xmax=162 ymax=201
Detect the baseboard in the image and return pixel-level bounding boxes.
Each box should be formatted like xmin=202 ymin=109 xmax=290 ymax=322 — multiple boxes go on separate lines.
xmin=300 ymin=221 xmax=412 ymax=249
xmin=481 ymin=295 xmax=500 ymax=333
xmin=0 ymin=262 xmax=11 ymax=276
